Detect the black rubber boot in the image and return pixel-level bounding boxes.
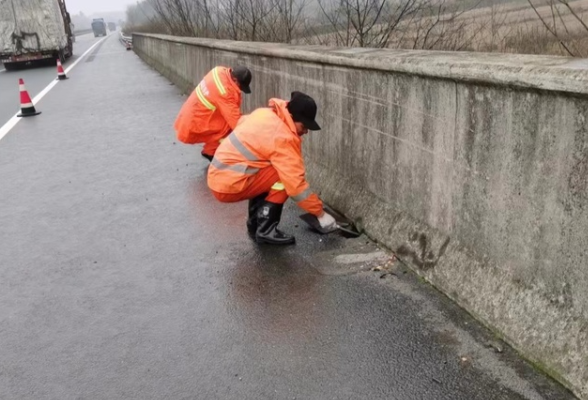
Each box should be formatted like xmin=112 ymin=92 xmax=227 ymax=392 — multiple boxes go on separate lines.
xmin=201 ymin=152 xmax=213 ymax=162
xmin=247 ymin=193 xmax=267 ymax=238
xmin=255 ymin=202 xmax=295 ymax=245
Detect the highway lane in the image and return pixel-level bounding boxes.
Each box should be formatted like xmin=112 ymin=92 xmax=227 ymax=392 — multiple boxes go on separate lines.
xmin=0 ymin=33 xmax=110 ymax=125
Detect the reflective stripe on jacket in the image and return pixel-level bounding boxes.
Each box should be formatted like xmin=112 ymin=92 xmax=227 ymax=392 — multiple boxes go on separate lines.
xmin=174 ymin=66 xmax=242 ymax=145
xmin=207 ymin=98 xmax=323 ymax=216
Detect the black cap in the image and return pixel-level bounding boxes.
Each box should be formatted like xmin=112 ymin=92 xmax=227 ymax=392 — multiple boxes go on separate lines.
xmin=231 ymin=66 xmax=252 ymax=94
xmin=286 ymin=91 xmax=321 ymax=131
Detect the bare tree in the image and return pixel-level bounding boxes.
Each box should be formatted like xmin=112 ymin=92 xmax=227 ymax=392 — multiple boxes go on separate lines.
xmin=269 ymin=0 xmax=308 ymax=43
xmin=217 ymin=0 xmax=245 ymax=40
xmin=526 ymin=0 xmax=588 ymax=56
xmin=238 ymin=0 xmax=276 ymax=41
xmin=315 ymin=0 xmax=426 ymax=47
xmin=125 ymin=0 xmax=588 ymax=57
xmin=142 ymin=0 xmax=220 ymax=37
xmin=486 ymin=3 xmax=511 ymax=51
xmin=216 ymin=0 xmax=278 ymax=41
xmin=384 ymin=0 xmax=483 ymax=51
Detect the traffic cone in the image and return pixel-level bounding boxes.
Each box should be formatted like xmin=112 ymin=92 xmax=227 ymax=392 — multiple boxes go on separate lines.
xmin=56 ymin=59 xmax=68 ymax=80
xmin=17 ymin=79 xmax=41 ymax=118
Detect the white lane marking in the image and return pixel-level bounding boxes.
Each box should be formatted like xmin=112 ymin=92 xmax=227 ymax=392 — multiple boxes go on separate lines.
xmin=0 ymin=36 xmax=108 ymax=142
xmin=0 ymin=69 xmax=5 ymax=73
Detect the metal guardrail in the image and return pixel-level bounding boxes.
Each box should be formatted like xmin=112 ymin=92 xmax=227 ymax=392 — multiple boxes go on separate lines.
xmin=119 ymin=32 xmax=133 ymax=50
xmin=71 ymin=28 xmax=132 ymax=49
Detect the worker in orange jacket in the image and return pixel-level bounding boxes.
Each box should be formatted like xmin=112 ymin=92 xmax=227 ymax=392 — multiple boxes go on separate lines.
xmin=207 ymin=91 xmax=337 ymax=245
xmin=174 ymin=66 xmax=252 ymax=161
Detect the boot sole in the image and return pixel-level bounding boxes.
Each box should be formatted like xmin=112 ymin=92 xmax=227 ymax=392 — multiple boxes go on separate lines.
xmin=255 ymin=237 xmax=296 ymax=245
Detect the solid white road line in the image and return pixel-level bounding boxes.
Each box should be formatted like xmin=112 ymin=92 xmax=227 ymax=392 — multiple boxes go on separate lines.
xmin=0 ymin=36 xmax=108 ymax=143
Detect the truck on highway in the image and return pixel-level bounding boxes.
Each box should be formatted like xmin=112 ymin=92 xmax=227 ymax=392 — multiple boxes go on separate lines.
xmin=91 ymin=18 xmax=107 ymax=37
xmin=108 ymin=22 xmax=116 ymax=32
xmin=0 ymin=0 xmax=74 ymax=70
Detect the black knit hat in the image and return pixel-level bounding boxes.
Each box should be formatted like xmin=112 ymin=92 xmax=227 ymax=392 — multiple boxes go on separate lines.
xmin=286 ymin=91 xmax=321 ymax=131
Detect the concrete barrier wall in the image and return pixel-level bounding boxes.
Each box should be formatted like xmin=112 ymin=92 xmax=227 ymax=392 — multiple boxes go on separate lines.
xmin=133 ymin=33 xmax=588 ymax=398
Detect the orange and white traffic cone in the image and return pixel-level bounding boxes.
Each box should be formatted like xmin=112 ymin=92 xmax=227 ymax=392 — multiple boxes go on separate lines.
xmin=56 ymin=59 xmax=68 ymax=80
xmin=17 ymin=79 xmax=41 ymax=118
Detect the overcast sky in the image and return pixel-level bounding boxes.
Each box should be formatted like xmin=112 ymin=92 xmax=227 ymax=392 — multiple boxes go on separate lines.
xmin=65 ymin=0 xmax=138 ymax=15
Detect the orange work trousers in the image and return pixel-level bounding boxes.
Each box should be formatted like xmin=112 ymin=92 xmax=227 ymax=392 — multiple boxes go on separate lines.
xmin=211 ymin=166 xmax=288 ymax=204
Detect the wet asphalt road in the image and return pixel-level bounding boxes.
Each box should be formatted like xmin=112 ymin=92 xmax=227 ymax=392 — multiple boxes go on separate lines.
xmin=0 ymin=33 xmax=101 ymax=125
xmin=0 ymin=34 xmax=577 ymax=399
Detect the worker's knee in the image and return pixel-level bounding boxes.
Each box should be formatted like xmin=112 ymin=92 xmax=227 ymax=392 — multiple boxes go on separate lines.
xmin=211 ymin=191 xmax=239 ymax=203
xmin=266 ymin=190 xmax=288 ymax=204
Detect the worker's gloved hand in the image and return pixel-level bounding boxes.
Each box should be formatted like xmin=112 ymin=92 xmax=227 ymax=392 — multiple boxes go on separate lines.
xmin=317 ymin=211 xmax=337 ymax=232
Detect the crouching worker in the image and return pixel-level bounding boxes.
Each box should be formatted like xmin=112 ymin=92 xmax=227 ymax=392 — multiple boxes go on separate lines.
xmin=207 ymin=91 xmax=337 ymax=245
xmin=174 ymin=66 xmax=252 ymax=161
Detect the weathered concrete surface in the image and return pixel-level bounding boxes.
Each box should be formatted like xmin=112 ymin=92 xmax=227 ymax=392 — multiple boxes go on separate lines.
xmin=133 ymin=33 xmax=588 ymax=399
xmin=0 ymin=33 xmax=577 ymax=400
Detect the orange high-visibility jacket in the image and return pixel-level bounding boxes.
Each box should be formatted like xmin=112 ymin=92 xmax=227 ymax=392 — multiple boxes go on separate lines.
xmin=174 ymin=66 xmax=242 ymax=145
xmin=207 ymin=98 xmax=324 ymax=216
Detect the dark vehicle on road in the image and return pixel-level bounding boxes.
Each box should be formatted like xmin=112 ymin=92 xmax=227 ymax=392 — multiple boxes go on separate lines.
xmin=92 ymin=18 xmax=107 ymax=37
xmin=108 ymin=22 xmax=116 ymax=31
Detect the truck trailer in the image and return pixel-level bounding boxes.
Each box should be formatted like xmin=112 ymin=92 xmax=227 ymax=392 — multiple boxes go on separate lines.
xmin=91 ymin=18 xmax=107 ymax=37
xmin=0 ymin=0 xmax=74 ymax=70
